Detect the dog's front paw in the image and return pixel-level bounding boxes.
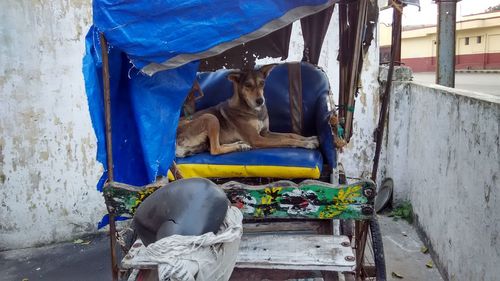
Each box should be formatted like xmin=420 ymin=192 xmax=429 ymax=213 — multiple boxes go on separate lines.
xmin=304 ymin=138 xmax=320 ymax=149
xmin=306 ymin=136 xmax=319 ymax=142
xmin=237 ymin=142 xmax=252 ymax=151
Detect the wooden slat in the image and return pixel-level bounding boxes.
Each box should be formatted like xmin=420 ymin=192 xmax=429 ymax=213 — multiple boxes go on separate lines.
xmin=321 ymin=270 xmax=340 ymax=281
xmin=229 ymin=268 xmax=321 ymax=281
xmin=122 ymin=240 xmax=152 ymax=269
xmin=122 ymin=234 xmax=356 ymax=273
xmin=236 ymin=234 xmax=355 ymax=272
xmin=243 ymin=220 xmax=325 ymax=233
xmin=343 ymin=272 xmax=356 ymax=281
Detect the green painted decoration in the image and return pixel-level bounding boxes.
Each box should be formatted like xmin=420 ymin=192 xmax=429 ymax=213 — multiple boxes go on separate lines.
xmin=104 ymin=180 xmax=375 ymax=221
xmin=222 ymin=180 xmax=375 ymax=220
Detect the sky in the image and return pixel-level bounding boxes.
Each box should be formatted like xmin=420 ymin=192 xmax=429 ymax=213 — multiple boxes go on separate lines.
xmin=379 ymin=0 xmax=500 ymax=26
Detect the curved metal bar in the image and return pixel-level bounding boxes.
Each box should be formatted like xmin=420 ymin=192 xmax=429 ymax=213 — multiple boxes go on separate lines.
xmin=99 ymin=32 xmax=118 ymax=281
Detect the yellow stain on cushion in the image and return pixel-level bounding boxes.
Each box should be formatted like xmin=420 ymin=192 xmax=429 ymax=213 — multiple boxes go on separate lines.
xmin=168 ymin=164 xmax=321 ymax=179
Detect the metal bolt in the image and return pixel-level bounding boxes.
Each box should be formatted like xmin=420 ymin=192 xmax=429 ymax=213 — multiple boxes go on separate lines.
xmin=341 ymin=241 xmax=350 ymax=247
xmin=345 ymin=255 xmax=355 ymax=262
xmin=362 ymin=205 xmax=374 ymax=215
xmin=363 ymin=187 xmax=375 ymax=198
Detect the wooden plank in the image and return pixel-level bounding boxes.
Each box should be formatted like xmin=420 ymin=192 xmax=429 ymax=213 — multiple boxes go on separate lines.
xmin=243 ymin=220 xmax=325 ymax=233
xmin=106 ymin=179 xmax=375 ymax=220
xmin=229 ymin=268 xmax=321 ymax=281
xmin=122 ymin=234 xmax=356 ymax=273
xmin=122 ymin=240 xmax=154 ymax=269
xmin=235 ymin=234 xmax=356 ymax=272
xmin=343 ymin=272 xmax=356 ymax=281
xmin=321 ymin=270 xmax=340 ymax=281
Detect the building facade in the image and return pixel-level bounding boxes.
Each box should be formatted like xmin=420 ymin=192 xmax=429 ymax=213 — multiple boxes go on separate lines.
xmin=380 ymin=11 xmax=500 ymax=72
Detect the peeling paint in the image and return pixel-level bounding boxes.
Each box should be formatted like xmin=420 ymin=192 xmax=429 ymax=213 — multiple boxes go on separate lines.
xmin=0 ymin=0 xmax=105 ymax=250
xmin=339 ymin=43 xmax=380 ymax=178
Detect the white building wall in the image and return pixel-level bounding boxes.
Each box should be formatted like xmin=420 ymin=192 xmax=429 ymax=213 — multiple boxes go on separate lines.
xmin=383 ymin=82 xmax=500 ymax=281
xmin=338 ymin=45 xmax=380 ymax=178
xmin=0 ymin=3 xmax=380 ymax=249
xmin=0 ymin=1 xmax=105 ymax=250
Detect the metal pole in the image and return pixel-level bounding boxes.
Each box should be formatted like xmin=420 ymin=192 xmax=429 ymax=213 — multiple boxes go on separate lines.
xmin=392 ymin=1 xmax=403 ymax=64
xmin=99 ymin=33 xmax=115 ymax=183
xmin=344 ymin=0 xmax=369 ymax=141
xmin=99 ymin=33 xmax=119 ymax=281
xmin=436 ymin=0 xmax=459 ymax=87
xmin=371 ymin=0 xmax=402 ymax=182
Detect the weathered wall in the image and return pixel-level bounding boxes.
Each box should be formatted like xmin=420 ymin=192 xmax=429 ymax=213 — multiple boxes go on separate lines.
xmin=338 ymin=44 xmax=380 ymax=178
xmin=383 ymin=81 xmax=500 ymax=281
xmin=306 ymin=9 xmax=380 ymax=179
xmin=0 ymin=3 xmax=380 ymax=249
xmin=0 ymin=1 xmax=105 ymax=250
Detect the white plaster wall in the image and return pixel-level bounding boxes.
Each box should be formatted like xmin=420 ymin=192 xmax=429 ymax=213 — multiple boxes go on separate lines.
xmin=0 ymin=1 xmax=105 ymax=250
xmin=321 ymin=11 xmax=380 ymax=179
xmin=383 ymin=82 xmax=500 ymax=281
xmin=338 ymin=44 xmax=380 ymax=178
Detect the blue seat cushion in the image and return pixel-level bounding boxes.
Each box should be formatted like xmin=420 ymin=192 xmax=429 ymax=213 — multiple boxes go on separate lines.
xmin=194 ymin=62 xmax=337 ymax=170
xmin=175 ymin=148 xmax=323 ymax=179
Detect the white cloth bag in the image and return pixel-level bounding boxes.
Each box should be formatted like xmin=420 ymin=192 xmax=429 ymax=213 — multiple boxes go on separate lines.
xmin=143 ymin=206 xmax=243 ymax=281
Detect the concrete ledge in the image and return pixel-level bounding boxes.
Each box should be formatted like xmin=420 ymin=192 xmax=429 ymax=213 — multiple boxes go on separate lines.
xmin=410 ymin=81 xmax=500 ymax=105
xmin=455 ymin=69 xmax=500 ymax=74
xmin=379 ymin=65 xmax=413 ymax=82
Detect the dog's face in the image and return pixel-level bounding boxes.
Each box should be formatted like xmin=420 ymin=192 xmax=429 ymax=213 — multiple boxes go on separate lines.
xmin=228 ymin=64 xmax=276 ymax=110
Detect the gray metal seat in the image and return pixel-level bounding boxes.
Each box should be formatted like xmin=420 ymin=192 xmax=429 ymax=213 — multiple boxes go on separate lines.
xmin=133 ymin=178 xmax=229 ymax=246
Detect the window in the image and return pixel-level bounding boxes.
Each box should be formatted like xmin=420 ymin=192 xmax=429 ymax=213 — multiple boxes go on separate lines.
xmin=477 ymin=36 xmax=482 ymax=44
xmin=465 ymin=37 xmax=469 ymax=45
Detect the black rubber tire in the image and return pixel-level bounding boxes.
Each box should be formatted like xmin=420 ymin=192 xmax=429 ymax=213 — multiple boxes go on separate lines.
xmin=340 ymin=218 xmax=386 ymax=281
xmin=369 ymin=218 xmax=387 ymax=281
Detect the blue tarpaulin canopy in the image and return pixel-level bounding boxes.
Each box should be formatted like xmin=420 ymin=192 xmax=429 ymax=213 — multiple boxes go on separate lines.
xmin=83 ymin=0 xmax=335 ymax=193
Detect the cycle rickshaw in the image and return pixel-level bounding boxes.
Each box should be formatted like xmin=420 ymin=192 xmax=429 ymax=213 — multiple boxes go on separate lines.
xmin=83 ymin=0 xmax=386 ymax=280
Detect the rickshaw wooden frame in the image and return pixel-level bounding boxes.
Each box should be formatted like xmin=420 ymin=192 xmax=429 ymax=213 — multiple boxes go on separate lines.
xmin=96 ymin=0 xmax=396 ymax=280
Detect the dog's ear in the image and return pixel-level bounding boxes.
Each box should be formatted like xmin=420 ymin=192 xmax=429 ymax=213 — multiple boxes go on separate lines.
xmin=259 ymin=64 xmax=277 ymax=78
xmin=227 ymin=71 xmax=242 ymax=83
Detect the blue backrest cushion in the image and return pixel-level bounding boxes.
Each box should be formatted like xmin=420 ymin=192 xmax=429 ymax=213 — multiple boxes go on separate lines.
xmin=195 ymin=62 xmax=330 ymax=137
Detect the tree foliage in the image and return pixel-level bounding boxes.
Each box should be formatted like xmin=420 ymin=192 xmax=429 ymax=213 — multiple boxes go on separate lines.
xmin=486 ymin=4 xmax=500 ymax=12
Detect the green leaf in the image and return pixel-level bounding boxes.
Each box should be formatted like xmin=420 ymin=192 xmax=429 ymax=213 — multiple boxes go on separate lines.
xmin=426 ymin=260 xmax=434 ymax=268
xmin=421 ymin=246 xmax=429 ymax=254
xmin=402 ymin=209 xmax=410 ymax=217
xmin=392 ymin=271 xmax=404 ymax=279
xmin=390 ymin=201 xmax=414 ymax=223
xmin=73 ymin=239 xmax=91 ymax=245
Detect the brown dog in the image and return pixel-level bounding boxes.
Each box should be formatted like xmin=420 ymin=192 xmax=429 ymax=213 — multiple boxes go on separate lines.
xmin=175 ymin=65 xmax=319 ymax=157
